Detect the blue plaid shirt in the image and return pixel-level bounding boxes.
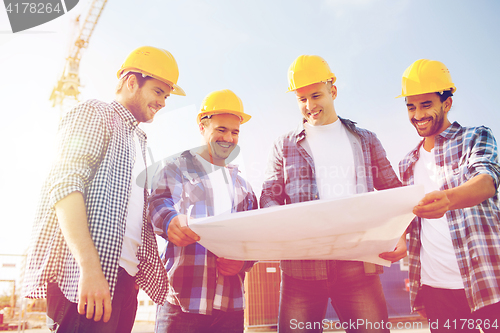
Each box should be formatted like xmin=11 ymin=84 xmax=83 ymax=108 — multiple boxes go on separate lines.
xmin=149 ymin=150 xmax=257 ymax=315
xmin=260 ymin=117 xmax=401 ymax=280
xmin=399 ymin=122 xmax=500 ymax=312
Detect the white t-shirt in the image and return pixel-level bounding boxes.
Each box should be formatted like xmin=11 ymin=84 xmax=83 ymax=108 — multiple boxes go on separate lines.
xmin=194 ymin=154 xmax=234 ymax=216
xmin=304 ymin=120 xmax=356 ymax=200
xmin=195 ymin=154 xmax=236 ymax=310
xmin=119 ymin=132 xmax=145 ymax=277
xmin=414 ymin=144 xmax=463 ymax=289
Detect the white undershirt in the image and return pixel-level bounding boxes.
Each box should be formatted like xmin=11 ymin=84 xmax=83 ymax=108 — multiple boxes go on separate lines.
xmin=119 ymin=132 xmax=145 ymax=277
xmin=195 ymin=154 xmax=236 ymax=310
xmin=194 ymin=154 xmax=234 ymax=216
xmin=414 ymin=144 xmax=463 ymax=289
xmin=304 ymin=120 xmax=356 ymax=200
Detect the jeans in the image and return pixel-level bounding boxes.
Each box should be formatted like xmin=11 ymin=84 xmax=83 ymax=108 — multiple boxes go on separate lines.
xmin=155 ymin=302 xmax=244 ymax=333
xmin=421 ymin=285 xmax=500 ymax=333
xmin=46 ymin=267 xmax=139 ymax=333
xmin=278 ymin=260 xmax=389 ymax=333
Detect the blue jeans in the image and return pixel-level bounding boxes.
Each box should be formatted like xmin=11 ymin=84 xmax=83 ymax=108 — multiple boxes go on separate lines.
xmin=421 ymin=285 xmax=500 ymax=333
xmin=46 ymin=267 xmax=138 ymax=333
xmin=155 ymin=302 xmax=244 ymax=333
xmin=278 ymin=261 xmax=389 ymax=333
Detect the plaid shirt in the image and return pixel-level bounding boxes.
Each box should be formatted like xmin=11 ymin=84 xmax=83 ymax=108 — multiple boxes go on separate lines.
xmin=260 ymin=117 xmax=401 ymax=280
xmin=149 ymin=151 xmax=257 ymax=315
xmin=24 ymin=100 xmax=168 ymax=305
xmin=399 ymin=122 xmax=500 ymax=312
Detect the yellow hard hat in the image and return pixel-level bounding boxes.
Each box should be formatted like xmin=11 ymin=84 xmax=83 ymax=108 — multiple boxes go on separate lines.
xmin=396 ymin=59 xmax=456 ymax=98
xmin=197 ymin=89 xmax=251 ymax=124
xmin=287 ymin=55 xmax=336 ymax=92
xmin=117 ymin=46 xmax=186 ymax=96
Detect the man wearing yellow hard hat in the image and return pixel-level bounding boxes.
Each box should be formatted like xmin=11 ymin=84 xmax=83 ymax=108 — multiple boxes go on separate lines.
xmin=24 ymin=46 xmax=184 ymax=332
xmin=149 ymin=89 xmax=257 ymax=332
xmin=261 ymin=55 xmax=404 ymax=333
xmin=398 ymin=59 xmax=500 ymax=332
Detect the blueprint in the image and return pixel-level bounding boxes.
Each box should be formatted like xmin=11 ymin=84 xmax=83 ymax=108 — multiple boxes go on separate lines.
xmin=189 ymin=185 xmax=424 ymax=266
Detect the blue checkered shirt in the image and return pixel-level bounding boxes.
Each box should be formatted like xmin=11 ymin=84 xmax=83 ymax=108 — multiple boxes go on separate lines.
xmin=399 ymin=122 xmax=500 ymax=312
xmin=149 ymin=151 xmax=257 ymax=315
xmin=24 ymin=100 xmax=168 ymax=304
xmin=260 ymin=117 xmax=401 ymax=280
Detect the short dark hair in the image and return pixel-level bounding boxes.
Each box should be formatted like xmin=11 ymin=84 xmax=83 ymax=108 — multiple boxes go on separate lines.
xmin=436 ymin=90 xmax=453 ymax=102
xmin=116 ymin=72 xmax=152 ymax=93
xmin=200 ymin=117 xmax=211 ymax=127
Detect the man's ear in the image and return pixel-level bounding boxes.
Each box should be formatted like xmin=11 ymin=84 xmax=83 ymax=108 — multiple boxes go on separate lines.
xmin=126 ymin=74 xmax=138 ymax=92
xmin=331 ymin=84 xmax=338 ymax=100
xmin=443 ymin=96 xmax=453 ymax=113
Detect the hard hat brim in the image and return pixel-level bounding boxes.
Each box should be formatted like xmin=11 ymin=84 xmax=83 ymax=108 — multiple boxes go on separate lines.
xmin=171 ymin=83 xmax=186 ymax=96
xmin=197 ymin=110 xmax=251 ymax=124
xmin=286 ymin=77 xmax=337 ymax=93
xmin=395 ymin=86 xmax=456 ymax=99
xmin=117 ymin=68 xmax=186 ymax=96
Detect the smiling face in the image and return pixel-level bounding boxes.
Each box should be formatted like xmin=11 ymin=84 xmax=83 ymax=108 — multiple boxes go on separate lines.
xmin=124 ymin=75 xmax=171 ymax=123
xmin=295 ymin=81 xmax=338 ymax=126
xmin=406 ymin=92 xmax=452 ymax=137
xmin=199 ymin=113 xmax=241 ymax=166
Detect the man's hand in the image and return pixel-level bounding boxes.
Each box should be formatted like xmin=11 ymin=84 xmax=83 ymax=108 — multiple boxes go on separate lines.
xmin=167 ymin=214 xmax=200 ymax=247
xmin=413 ymin=190 xmax=450 ymax=219
xmin=216 ymin=258 xmax=244 ymax=276
xmin=78 ymin=269 xmax=112 ymax=322
xmin=379 ymin=234 xmax=407 ymax=263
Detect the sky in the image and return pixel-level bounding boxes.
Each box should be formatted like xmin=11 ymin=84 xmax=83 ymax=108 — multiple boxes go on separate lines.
xmin=0 ymin=0 xmax=499 ymax=289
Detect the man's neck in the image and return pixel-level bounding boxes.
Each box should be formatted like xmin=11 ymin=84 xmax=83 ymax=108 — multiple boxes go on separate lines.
xmin=422 ymin=120 xmax=452 ymax=152
xmin=197 ymin=149 xmax=225 ymax=167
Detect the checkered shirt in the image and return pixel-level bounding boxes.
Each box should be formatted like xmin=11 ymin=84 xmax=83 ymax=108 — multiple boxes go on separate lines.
xmin=399 ymin=122 xmax=500 ymax=312
xmin=260 ymin=117 xmax=401 ymax=280
xmin=24 ymin=100 xmax=168 ymax=305
xmin=149 ymin=150 xmax=257 ymax=315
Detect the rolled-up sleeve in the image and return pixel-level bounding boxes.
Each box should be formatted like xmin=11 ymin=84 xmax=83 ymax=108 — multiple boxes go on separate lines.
xmin=467 ymin=127 xmax=500 ymax=190
xmin=260 ymin=138 xmax=287 ymax=208
xmin=368 ymin=131 xmax=402 ymax=190
xmin=148 ymin=161 xmax=182 ymax=240
xmin=48 ymin=103 xmax=106 ymax=208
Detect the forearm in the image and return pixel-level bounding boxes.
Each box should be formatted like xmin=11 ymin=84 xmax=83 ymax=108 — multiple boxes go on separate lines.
xmin=371 ymin=134 xmax=402 ymax=190
xmin=414 ymin=174 xmax=497 ymax=219
xmin=149 ymin=165 xmax=183 ymax=239
xmin=445 ymin=173 xmax=496 ymax=210
xmin=55 ymin=191 xmax=102 ymax=274
xmin=149 ymin=201 xmax=178 ymax=240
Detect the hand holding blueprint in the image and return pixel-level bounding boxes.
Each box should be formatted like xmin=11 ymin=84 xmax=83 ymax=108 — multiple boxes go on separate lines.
xmin=189 ymin=185 xmax=424 ymax=266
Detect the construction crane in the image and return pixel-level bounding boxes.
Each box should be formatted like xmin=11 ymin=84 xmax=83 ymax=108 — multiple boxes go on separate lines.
xmin=49 ymin=0 xmax=108 ymax=108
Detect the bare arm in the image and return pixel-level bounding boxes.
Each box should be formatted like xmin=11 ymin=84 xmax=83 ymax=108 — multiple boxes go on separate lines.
xmin=55 ymin=191 xmax=112 ymax=322
xmin=414 ymin=174 xmax=496 ymax=219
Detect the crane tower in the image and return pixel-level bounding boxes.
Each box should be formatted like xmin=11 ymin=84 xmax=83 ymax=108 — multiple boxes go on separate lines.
xmin=49 ymin=0 xmax=108 ymax=107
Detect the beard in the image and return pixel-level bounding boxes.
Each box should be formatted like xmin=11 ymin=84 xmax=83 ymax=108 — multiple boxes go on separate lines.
xmin=412 ymin=106 xmax=445 ymax=138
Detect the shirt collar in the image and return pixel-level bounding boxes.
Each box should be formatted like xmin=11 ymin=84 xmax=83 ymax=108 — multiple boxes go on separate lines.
xmin=294 ymin=116 xmax=356 ymax=143
xmin=437 ymin=121 xmax=461 ymax=141
xmin=408 ymin=121 xmax=461 ymax=163
xmin=111 ymin=100 xmax=140 ymax=130
xmin=183 ymin=149 xmax=240 ymax=173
